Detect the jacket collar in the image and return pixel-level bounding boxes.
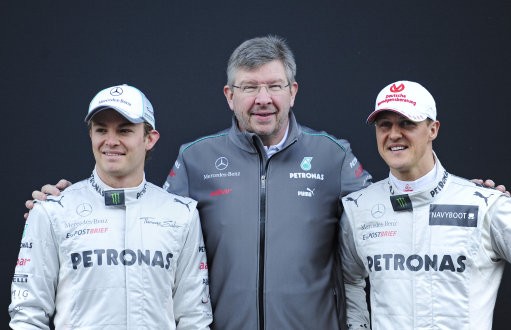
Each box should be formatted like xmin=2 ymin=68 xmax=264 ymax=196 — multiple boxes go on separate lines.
xmin=89 ymin=169 xmax=148 ymax=205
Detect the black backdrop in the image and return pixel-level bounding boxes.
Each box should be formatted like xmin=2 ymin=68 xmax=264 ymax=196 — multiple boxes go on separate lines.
xmin=2 ymin=1 xmax=510 ymax=327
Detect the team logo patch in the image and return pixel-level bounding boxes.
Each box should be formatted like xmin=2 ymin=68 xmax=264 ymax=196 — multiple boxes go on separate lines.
xmin=300 ymin=157 xmax=313 ymax=171
xmin=429 ymin=204 xmax=478 ymax=227
xmin=473 ymin=191 xmax=493 ymax=206
xmin=76 ymin=203 xmax=93 ymax=217
xmin=297 ymin=188 xmax=315 ymax=197
xmin=105 ymin=190 xmax=125 ymax=206
xmin=371 ymin=204 xmax=386 ymax=218
xmin=390 ymin=83 xmax=405 ymax=93
xmin=215 ymin=157 xmax=229 ymax=171
xmin=346 ymin=194 xmax=362 ymax=207
xmin=12 ymin=274 xmax=28 ymax=283
xmin=390 ymin=194 xmax=412 ymax=211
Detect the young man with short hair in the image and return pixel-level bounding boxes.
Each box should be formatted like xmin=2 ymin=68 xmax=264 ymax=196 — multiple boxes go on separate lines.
xmin=10 ymin=85 xmax=212 ymax=329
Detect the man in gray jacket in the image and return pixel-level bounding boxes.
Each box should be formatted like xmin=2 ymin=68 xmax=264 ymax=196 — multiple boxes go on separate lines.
xmin=162 ymin=35 xmax=372 ymax=329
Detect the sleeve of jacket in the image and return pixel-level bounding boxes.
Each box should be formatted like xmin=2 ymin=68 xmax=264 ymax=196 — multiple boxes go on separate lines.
xmin=340 ymin=204 xmax=371 ymax=329
xmin=163 ymin=144 xmax=191 ymax=197
xmin=488 ymin=195 xmax=511 ymax=262
xmin=173 ymin=207 xmax=212 ymax=330
xmin=338 ymin=139 xmax=372 ymax=197
xmin=9 ymin=204 xmax=59 ymax=330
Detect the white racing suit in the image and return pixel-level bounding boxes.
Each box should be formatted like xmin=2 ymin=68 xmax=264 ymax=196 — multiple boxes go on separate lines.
xmin=9 ymin=170 xmax=212 ymax=329
xmin=341 ymin=158 xmax=511 ymax=329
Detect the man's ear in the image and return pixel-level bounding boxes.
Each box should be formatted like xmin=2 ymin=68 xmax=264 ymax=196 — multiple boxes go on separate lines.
xmin=145 ymin=130 xmax=160 ymax=150
xmin=223 ymin=85 xmax=235 ymax=111
xmin=429 ymin=120 xmax=440 ymax=141
xmin=289 ymin=81 xmax=298 ymax=108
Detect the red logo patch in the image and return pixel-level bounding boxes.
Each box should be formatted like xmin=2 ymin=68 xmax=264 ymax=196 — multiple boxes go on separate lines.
xmin=390 ymin=83 xmax=405 ymax=93
xmin=210 ymin=188 xmax=232 ymax=197
xmin=355 ymin=164 xmax=364 ymax=178
xmin=16 ymin=258 xmax=31 ymax=266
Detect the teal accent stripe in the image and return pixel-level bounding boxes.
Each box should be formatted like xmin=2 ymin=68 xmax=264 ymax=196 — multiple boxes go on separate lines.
xmin=181 ymin=132 xmax=229 ymax=153
xmin=301 ymin=131 xmax=347 ymax=152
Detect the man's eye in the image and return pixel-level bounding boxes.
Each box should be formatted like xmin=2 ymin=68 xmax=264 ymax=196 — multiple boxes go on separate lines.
xmin=377 ymin=122 xmax=391 ymax=128
xmin=401 ymin=121 xmax=415 ymax=128
xmin=269 ymin=84 xmax=282 ymax=91
xmin=242 ymin=86 xmax=257 ymax=92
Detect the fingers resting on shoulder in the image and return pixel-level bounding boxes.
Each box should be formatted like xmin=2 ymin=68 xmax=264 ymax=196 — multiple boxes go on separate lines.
xmin=472 ymin=179 xmax=509 ymax=196
xmin=24 ymin=179 xmax=73 ymax=219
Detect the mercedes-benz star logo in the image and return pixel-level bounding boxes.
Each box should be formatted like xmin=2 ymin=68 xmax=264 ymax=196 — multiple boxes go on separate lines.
xmin=371 ymin=204 xmax=385 ymax=218
xmin=76 ymin=203 xmax=93 ymax=217
xmin=110 ymin=87 xmax=123 ymax=96
xmin=215 ymin=157 xmax=229 ymax=171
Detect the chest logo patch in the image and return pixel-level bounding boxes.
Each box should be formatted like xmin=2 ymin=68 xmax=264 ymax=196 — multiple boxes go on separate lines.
xmin=390 ymin=194 xmax=412 ymax=211
xmin=429 ymin=204 xmax=478 ymax=227
xmin=300 ymin=157 xmax=313 ymax=171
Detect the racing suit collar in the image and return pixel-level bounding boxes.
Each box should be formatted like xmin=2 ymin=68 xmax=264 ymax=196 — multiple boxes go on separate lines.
xmin=89 ymin=168 xmax=148 ymax=204
xmin=387 ymin=153 xmax=450 ymax=208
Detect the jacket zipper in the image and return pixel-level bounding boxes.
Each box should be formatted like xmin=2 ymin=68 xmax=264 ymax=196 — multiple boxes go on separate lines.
xmin=255 ymin=137 xmax=296 ymax=330
xmin=258 ymin=172 xmax=267 ymax=330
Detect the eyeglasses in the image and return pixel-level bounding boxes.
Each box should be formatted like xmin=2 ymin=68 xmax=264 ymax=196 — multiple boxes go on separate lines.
xmin=231 ymin=83 xmax=290 ymax=95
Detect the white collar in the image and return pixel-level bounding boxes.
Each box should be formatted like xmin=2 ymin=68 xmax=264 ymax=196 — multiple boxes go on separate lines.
xmin=389 ymin=152 xmax=439 ymax=194
xmin=264 ymin=124 xmax=289 ymax=157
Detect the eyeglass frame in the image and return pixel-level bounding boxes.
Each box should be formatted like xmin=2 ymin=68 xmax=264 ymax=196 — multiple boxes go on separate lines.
xmin=231 ymin=82 xmax=291 ymax=95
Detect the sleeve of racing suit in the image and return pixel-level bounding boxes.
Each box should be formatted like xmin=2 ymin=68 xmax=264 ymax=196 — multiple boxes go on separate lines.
xmin=173 ymin=208 xmax=212 ymax=329
xmin=338 ymin=139 xmax=372 ymax=197
xmin=162 ymin=145 xmax=191 ymax=197
xmin=488 ymin=195 xmax=511 ymax=262
xmin=340 ymin=209 xmax=371 ymax=329
xmin=9 ymin=204 xmax=59 ymax=330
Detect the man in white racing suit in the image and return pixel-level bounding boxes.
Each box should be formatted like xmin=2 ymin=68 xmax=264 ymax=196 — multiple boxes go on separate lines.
xmin=9 ymin=85 xmax=212 ymax=329
xmin=341 ymin=80 xmax=511 ymax=329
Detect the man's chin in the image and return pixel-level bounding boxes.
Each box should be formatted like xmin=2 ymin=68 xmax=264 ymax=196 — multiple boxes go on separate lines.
xmin=385 ymin=158 xmax=408 ymax=171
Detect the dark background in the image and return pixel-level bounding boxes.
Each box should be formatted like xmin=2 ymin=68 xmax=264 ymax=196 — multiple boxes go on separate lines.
xmin=2 ymin=1 xmax=510 ymax=327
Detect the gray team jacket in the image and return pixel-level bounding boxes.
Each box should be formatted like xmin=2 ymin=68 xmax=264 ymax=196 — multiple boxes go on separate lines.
xmin=163 ymin=112 xmax=372 ymax=330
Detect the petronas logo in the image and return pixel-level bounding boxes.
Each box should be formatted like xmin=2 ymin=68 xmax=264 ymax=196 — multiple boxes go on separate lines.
xmin=300 ymin=157 xmax=313 ymax=171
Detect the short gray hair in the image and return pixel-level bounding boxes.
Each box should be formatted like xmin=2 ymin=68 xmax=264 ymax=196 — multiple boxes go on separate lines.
xmin=226 ymin=35 xmax=297 ymax=86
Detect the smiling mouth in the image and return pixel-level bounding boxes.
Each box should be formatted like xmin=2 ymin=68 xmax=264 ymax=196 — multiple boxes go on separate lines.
xmin=389 ymin=146 xmax=406 ymax=151
xmin=103 ymin=151 xmax=125 ymax=156
xmin=252 ymin=112 xmax=275 ymax=117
